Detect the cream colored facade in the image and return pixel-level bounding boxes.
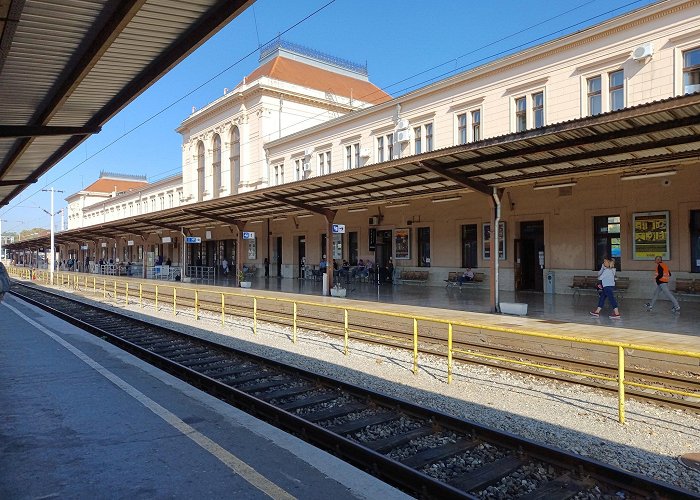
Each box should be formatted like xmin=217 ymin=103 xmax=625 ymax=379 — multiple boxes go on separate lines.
xmin=62 ymin=1 xmax=700 ymax=296
xmin=67 ymin=175 xmax=183 ymax=230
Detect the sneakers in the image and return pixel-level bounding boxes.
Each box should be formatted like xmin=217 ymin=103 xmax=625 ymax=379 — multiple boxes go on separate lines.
xmin=672 ymin=306 xmax=681 ymax=313
xmin=644 ymin=303 xmax=652 ymax=311
xmin=589 ymin=310 xmax=600 ymax=317
xmin=609 ymin=313 xmax=622 ymax=319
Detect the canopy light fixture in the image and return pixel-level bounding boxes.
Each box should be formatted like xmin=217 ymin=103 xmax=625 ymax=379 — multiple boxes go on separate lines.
xmin=533 ymin=180 xmax=577 ymax=190
xmin=249 ymin=220 xmax=262 ymax=224
xmin=347 ymin=207 xmax=368 ymax=212
xmin=432 ymin=196 xmax=461 ymax=203
xmin=385 ymin=202 xmax=410 ymax=208
xmin=297 ymin=214 xmax=314 ymax=218
xmin=620 ymin=169 xmax=677 ymax=181
xmin=272 ymin=216 xmax=287 ymax=221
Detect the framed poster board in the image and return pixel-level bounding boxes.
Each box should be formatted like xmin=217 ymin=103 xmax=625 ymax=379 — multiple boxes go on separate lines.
xmin=247 ymin=237 xmax=257 ymax=260
xmin=394 ymin=228 xmax=410 ymax=260
xmin=633 ymin=211 xmax=669 ymax=260
xmin=483 ymin=221 xmax=506 ymax=260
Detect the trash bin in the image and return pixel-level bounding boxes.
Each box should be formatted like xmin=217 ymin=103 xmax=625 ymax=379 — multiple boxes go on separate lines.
xmin=545 ymin=270 xmax=554 ymax=294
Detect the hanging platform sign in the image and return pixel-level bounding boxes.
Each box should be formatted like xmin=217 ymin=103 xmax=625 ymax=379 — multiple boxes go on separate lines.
xmin=127 ymin=240 xmax=134 ymax=246
xmin=162 ymin=236 xmax=172 ymax=243
xmin=185 ymin=236 xmax=202 ymax=244
xmin=80 ymin=245 xmax=88 ymax=250
xmin=242 ymin=231 xmax=256 ymax=240
xmin=332 ymin=224 xmax=346 ymax=234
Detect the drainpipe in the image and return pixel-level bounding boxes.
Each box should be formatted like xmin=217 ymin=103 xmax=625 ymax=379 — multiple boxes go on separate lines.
xmin=491 ymin=188 xmax=502 ymax=312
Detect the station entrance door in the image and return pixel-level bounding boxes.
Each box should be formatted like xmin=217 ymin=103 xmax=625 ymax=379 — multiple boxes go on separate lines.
xmin=515 ymin=220 xmax=544 ymax=292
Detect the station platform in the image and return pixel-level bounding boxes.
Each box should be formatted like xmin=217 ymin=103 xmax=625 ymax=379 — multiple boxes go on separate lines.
xmin=0 ymin=294 xmax=410 ymax=499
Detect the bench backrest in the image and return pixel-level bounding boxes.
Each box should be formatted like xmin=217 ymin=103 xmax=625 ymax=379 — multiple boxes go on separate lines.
xmin=401 ymin=270 xmax=428 ymax=280
xmin=675 ymin=278 xmax=694 ymax=293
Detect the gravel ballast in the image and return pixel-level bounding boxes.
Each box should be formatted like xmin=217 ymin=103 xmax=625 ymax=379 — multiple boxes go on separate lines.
xmin=36 ymin=287 xmax=700 ymax=493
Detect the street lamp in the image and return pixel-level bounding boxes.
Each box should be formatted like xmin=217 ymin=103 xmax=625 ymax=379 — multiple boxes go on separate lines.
xmin=42 ymin=187 xmax=64 ymax=285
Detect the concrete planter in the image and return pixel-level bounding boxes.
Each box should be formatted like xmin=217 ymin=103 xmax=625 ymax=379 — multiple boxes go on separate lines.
xmin=499 ymin=302 xmax=528 ymax=316
xmin=240 ymin=281 xmax=252 ymax=288
xmin=330 ymin=287 xmax=347 ymax=297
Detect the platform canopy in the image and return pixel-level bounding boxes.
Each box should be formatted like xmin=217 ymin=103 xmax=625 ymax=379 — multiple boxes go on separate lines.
xmin=7 ymin=87 xmax=700 ymax=252
xmin=0 ymin=0 xmax=254 ymax=208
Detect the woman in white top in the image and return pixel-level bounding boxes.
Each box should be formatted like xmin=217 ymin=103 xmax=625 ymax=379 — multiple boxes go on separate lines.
xmin=590 ymin=258 xmax=621 ymax=319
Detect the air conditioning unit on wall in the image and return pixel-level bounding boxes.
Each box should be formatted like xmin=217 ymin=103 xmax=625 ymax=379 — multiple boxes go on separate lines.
xmin=631 ymin=42 xmax=653 ymax=61
xmin=396 ymin=129 xmax=411 ymax=143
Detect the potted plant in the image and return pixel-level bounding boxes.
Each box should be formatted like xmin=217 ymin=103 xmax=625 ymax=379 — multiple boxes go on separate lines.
xmin=238 ymin=270 xmax=251 ymax=288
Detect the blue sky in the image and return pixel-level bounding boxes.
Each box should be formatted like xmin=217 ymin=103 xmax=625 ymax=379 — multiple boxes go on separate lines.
xmin=1 ymin=0 xmax=658 ymax=233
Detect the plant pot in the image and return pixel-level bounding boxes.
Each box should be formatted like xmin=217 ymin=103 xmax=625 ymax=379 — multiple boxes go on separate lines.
xmin=499 ymin=302 xmax=527 ymax=316
xmin=240 ymin=281 xmax=252 ymax=288
xmin=330 ymin=287 xmax=346 ymax=297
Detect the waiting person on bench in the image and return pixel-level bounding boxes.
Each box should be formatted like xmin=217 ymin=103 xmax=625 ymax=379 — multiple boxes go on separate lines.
xmin=458 ymin=268 xmax=475 ymax=285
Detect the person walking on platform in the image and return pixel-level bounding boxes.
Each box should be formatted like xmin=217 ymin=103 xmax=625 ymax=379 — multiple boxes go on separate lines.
xmin=590 ymin=258 xmax=621 ymax=319
xmin=645 ymin=255 xmax=680 ymax=313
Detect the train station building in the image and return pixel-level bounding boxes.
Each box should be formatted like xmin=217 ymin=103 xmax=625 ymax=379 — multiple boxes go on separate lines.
xmin=9 ymin=0 xmax=700 ymax=309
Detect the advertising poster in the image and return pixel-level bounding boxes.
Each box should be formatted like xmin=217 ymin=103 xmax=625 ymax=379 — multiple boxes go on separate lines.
xmin=633 ymin=211 xmax=669 ymax=260
xmin=395 ymin=228 xmax=410 ymax=259
xmin=483 ymin=221 xmax=506 ymax=260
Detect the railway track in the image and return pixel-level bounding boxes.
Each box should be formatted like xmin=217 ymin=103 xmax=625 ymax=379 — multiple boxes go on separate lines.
xmin=9 ymin=282 xmax=697 ymax=499
xmin=53 ymin=275 xmax=700 ymax=413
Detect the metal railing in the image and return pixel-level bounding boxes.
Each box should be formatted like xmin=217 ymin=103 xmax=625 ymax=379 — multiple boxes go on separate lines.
xmin=10 ymin=266 xmax=700 ymax=424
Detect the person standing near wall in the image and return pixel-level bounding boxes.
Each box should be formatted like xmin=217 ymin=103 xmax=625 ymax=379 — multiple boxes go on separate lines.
xmin=590 ymin=258 xmax=621 ymax=319
xmin=645 ymin=256 xmax=680 ymax=313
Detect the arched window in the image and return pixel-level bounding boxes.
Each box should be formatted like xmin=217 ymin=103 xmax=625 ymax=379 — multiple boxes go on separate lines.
xmin=230 ymin=126 xmax=240 ymax=194
xmin=197 ymin=141 xmax=205 ymax=201
xmin=212 ymin=134 xmax=221 ymax=198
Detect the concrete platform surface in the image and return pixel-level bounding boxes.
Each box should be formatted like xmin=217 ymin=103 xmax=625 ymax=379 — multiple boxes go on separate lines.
xmin=0 ymin=295 xmax=411 ymax=500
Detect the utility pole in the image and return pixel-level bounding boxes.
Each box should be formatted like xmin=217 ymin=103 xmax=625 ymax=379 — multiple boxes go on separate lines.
xmin=42 ymin=187 xmax=64 ymax=285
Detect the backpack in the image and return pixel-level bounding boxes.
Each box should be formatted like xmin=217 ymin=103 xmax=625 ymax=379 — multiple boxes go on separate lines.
xmin=0 ymin=263 xmax=10 ymax=294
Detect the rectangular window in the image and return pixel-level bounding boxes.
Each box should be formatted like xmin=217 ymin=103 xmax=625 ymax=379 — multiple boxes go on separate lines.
xmin=609 ymin=70 xmax=624 ymax=111
xmin=594 ymin=215 xmax=621 ymax=271
xmin=295 ymin=159 xmax=302 ymax=181
xmin=346 ymin=145 xmax=352 ymax=169
xmin=587 ymin=76 xmax=602 ymax=116
xmin=472 ymin=110 xmax=481 ymax=142
xmin=515 ymin=96 xmax=527 ymax=132
xmin=683 ymin=47 xmax=700 ymax=94
xmin=414 ymin=126 xmax=422 ymax=154
xmin=417 ymin=227 xmax=431 ymax=267
xmin=532 ymin=91 xmax=544 ymax=128
xmin=377 ymin=136 xmax=384 ymax=162
xmin=387 ymin=133 xmax=394 ymax=160
xmin=354 ymin=143 xmax=360 ymax=167
xmin=457 ymin=113 xmax=467 ymax=145
xmin=319 ymin=152 xmax=330 ymax=175
xmin=425 ymin=123 xmax=433 ymax=152
xmin=461 ymin=224 xmax=478 ymax=268
xmin=274 ymin=165 xmax=279 ymax=186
